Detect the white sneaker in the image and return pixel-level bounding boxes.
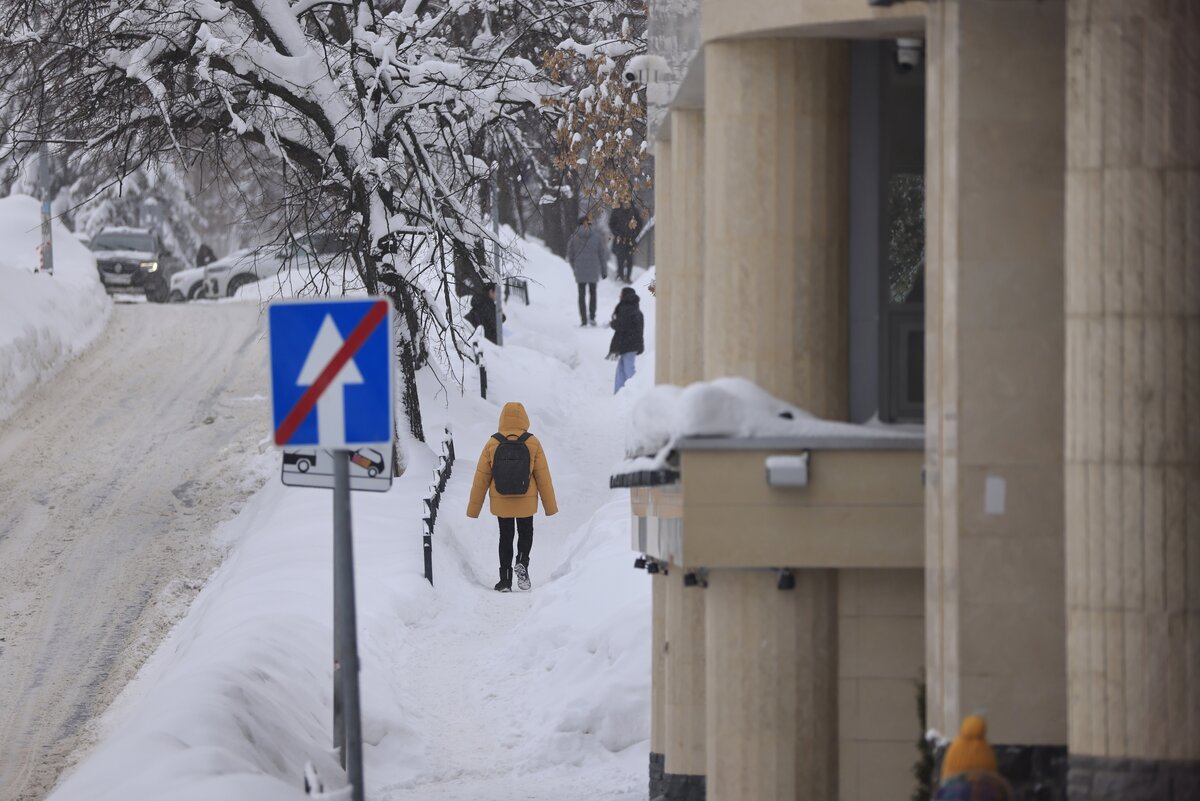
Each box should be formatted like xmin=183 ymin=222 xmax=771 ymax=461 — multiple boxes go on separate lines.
xmin=515 ymin=563 xmax=531 ymax=591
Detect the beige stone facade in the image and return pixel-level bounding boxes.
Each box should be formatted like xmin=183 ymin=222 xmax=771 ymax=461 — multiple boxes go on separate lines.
xmin=924 ymin=0 xmax=1068 ymax=747
xmin=668 ymin=109 xmax=705 ymax=386
xmin=629 ymin=0 xmax=1199 ymax=799
xmin=839 ymin=569 xmax=925 ymax=801
xmin=1064 ymin=0 xmax=1200 ymax=770
xmin=703 ymin=38 xmax=849 ymax=419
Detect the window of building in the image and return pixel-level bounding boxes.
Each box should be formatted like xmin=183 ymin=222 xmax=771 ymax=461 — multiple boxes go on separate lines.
xmin=848 ymin=40 xmax=925 ymax=424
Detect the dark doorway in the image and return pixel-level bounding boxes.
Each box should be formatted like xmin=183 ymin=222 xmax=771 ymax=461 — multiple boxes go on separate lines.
xmin=848 ymin=39 xmax=926 ymax=424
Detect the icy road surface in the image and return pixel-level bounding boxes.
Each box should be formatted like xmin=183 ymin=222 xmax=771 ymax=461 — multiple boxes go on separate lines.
xmin=0 ymin=303 xmax=269 ymax=801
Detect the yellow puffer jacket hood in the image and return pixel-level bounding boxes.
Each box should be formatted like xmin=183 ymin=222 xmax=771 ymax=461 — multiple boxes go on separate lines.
xmin=465 ymin=402 xmax=558 ymax=520
xmin=497 ymin=402 xmax=530 ymax=436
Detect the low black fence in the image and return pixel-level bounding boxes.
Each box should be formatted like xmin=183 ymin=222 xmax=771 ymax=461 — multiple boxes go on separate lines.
xmin=504 ymin=277 xmax=530 ymax=305
xmin=421 ymin=426 xmax=455 ymax=585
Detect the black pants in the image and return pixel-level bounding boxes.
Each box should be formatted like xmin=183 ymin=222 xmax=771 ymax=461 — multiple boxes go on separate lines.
xmin=577 ymin=282 xmax=597 ymax=323
xmin=498 ymin=516 xmax=534 ymax=569
xmin=615 ymin=248 xmax=634 ymax=282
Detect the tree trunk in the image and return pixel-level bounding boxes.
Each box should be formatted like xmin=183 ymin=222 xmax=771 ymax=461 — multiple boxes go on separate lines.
xmin=398 ymin=338 xmax=425 ymax=443
xmin=379 ymin=270 xmax=426 ymax=443
xmin=541 ymin=193 xmax=580 ymax=258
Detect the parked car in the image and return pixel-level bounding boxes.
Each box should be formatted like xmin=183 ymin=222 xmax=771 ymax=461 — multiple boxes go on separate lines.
xmin=88 ymin=227 xmax=182 ymax=302
xmin=168 ymin=266 xmax=208 ymax=302
xmin=204 ymin=231 xmax=356 ymax=298
xmin=203 ymin=247 xmax=276 ymax=298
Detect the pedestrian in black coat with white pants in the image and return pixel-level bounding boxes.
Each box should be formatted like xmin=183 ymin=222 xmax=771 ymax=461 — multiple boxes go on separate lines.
xmin=608 ymin=287 xmax=644 ymax=394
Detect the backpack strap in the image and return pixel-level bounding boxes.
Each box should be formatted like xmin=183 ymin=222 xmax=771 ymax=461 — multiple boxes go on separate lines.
xmin=517 ymin=432 xmax=532 ymax=443
xmin=492 ymin=433 xmax=507 ymax=444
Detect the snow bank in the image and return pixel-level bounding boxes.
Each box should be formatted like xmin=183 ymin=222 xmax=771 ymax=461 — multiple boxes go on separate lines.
xmin=503 ymin=497 xmax=650 ymax=762
xmin=0 ymin=194 xmax=110 ymax=420
xmin=49 ymin=443 xmax=438 ymax=801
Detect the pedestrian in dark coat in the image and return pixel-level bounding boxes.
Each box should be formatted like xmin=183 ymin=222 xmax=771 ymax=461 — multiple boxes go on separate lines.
xmin=608 ymin=204 xmax=643 ymax=284
xmin=567 ymin=216 xmax=609 ymax=326
xmin=608 ymin=287 xmax=644 ymax=394
xmin=464 ymin=282 xmax=504 ymax=344
xmin=195 ymin=243 xmax=217 ymax=267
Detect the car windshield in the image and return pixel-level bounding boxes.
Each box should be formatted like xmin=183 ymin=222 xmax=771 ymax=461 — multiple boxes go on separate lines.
xmin=91 ymin=233 xmax=156 ymax=252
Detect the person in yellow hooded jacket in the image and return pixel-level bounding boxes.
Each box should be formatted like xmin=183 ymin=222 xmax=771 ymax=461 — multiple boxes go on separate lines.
xmin=466 ymin=402 xmax=558 ymax=592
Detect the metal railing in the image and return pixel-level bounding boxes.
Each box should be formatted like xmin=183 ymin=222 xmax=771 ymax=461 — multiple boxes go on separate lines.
xmin=504 ymin=277 xmax=530 ymax=305
xmin=421 ymin=426 xmax=455 ymax=585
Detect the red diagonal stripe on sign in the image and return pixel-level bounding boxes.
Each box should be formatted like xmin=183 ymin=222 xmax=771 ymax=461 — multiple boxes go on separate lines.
xmin=274 ymin=300 xmax=390 ymax=447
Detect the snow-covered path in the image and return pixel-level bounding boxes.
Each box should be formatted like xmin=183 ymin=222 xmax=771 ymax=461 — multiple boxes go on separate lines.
xmin=368 ymin=252 xmax=655 ymax=801
xmin=0 ymin=303 xmax=270 ymax=801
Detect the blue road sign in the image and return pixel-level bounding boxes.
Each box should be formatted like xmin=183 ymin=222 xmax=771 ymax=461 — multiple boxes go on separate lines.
xmin=269 ymin=298 xmax=394 ymax=449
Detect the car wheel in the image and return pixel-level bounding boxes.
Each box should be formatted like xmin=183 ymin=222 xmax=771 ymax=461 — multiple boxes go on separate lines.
xmin=187 ymin=282 xmax=205 ymax=300
xmin=227 ymin=273 xmax=257 ymax=297
xmin=145 ymin=274 xmax=169 ymax=303
xmin=368 ymin=467 xmax=378 ymax=478
xmin=168 ymin=290 xmax=185 ymax=303
xmin=297 ymin=459 xmax=311 ymax=473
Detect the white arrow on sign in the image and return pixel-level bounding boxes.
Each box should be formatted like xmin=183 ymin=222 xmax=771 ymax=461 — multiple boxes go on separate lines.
xmin=297 ymin=315 xmax=364 ymax=446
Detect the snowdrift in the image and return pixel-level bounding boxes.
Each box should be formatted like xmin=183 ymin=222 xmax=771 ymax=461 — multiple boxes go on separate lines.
xmin=0 ymin=194 xmax=110 ymax=420
xmin=619 ymin=376 xmax=924 ymax=475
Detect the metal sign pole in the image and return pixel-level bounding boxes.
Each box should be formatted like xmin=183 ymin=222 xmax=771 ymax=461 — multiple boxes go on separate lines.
xmin=333 ymin=450 xmax=365 ymax=801
xmin=269 ymin=298 xmax=391 ymax=801
xmin=491 ymin=177 xmax=504 ymax=347
xmin=333 ymin=633 xmax=344 ymax=766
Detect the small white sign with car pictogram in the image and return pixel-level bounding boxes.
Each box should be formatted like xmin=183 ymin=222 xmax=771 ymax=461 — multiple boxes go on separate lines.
xmin=281 ymin=446 xmax=393 ymax=491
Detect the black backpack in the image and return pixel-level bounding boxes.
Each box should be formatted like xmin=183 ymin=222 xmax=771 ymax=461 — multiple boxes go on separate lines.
xmin=491 ymin=432 xmax=532 ymax=495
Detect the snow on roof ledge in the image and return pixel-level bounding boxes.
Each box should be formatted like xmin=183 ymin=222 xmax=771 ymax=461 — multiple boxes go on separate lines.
xmin=611 ymin=377 xmax=924 ymax=487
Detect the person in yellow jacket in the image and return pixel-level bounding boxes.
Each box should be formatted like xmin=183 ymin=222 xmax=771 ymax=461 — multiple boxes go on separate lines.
xmin=466 ymin=402 xmax=558 ymax=592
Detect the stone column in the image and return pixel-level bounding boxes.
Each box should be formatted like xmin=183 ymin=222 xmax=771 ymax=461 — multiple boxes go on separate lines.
xmin=1064 ymin=2 xmax=1200 ymax=797
xmin=651 ymin=571 xmax=668 ymax=798
xmin=706 ymin=569 xmax=838 ymax=801
xmin=703 ymin=39 xmax=848 ymax=419
xmin=664 ymin=566 xmax=706 ymax=799
xmin=701 ymin=38 xmax=848 ymax=801
xmin=924 ymin=3 xmax=1069 ymax=792
xmin=669 ymin=109 xmax=705 ymax=385
xmin=655 ymin=135 xmax=675 ymax=384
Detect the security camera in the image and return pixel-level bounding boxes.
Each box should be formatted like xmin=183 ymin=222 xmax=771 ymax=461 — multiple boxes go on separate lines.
xmin=777 ymin=569 xmax=796 ymax=591
xmin=621 ymin=54 xmax=671 ymax=85
xmin=894 ymin=38 xmax=923 ymax=74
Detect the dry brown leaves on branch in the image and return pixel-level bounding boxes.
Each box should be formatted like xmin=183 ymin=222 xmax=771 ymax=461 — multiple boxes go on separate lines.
xmin=542 ymin=50 xmax=651 ymax=211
